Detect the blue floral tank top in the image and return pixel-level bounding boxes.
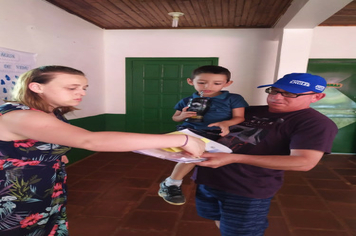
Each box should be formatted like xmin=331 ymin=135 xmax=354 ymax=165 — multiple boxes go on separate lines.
xmin=0 ymin=103 xmax=71 ymax=235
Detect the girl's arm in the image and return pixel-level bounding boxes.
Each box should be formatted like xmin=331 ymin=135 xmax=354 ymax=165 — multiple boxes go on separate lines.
xmin=0 ymin=110 xmax=205 ymax=157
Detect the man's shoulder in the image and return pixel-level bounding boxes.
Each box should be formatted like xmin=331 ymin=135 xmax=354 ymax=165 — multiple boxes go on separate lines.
xmin=298 ymin=108 xmax=337 ymax=126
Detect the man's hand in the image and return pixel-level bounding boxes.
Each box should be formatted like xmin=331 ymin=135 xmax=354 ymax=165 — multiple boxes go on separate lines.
xmin=196 ymin=152 xmax=235 ymax=168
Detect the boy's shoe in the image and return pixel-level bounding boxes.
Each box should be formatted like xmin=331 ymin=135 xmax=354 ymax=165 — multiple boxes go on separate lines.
xmin=158 ymin=181 xmax=186 ymax=205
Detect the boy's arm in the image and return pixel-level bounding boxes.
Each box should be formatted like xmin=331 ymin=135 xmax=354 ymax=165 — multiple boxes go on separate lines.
xmin=208 ymin=107 xmax=245 ymax=136
xmin=172 ymin=107 xmax=197 ymax=122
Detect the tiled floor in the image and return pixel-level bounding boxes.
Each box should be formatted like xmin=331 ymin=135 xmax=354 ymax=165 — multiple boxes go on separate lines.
xmin=66 ymin=152 xmax=356 ymax=236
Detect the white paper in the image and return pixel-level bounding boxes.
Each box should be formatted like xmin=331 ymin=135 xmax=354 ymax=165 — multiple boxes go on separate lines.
xmin=134 ymin=129 xmax=232 ymax=163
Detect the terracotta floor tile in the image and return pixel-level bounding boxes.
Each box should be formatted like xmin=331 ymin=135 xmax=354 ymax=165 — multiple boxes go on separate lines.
xmin=68 ymin=216 xmax=120 ymax=236
xmin=265 ymin=217 xmax=291 ymax=236
xmin=113 ymin=229 xmax=169 ymax=236
xmin=66 ymin=165 xmax=97 ymax=176
xmin=343 ymin=176 xmax=356 ymax=185
xmin=101 ymin=164 xmax=135 ymax=172
xmin=122 ymin=210 xmax=179 ymax=231
xmin=80 ymin=201 xmax=134 ymax=218
xmin=307 ymin=179 xmax=353 ymax=190
xmin=343 ymin=218 xmax=356 ymax=232
xmin=323 ymin=161 xmax=356 ymax=168
xmin=303 ymin=171 xmax=341 ymax=180
xmin=67 ymin=191 xmax=101 ymax=206
xmin=125 ymin=168 xmax=164 ymax=179
xmin=311 ymin=165 xmax=332 ymax=172
xmin=181 ymin=203 xmax=209 ymax=221
xmin=85 ymin=170 xmax=126 ymax=181
xmin=134 ymin=157 xmax=171 ymax=170
xmin=268 ymin=201 xmax=283 ymax=217
xmin=291 ymin=229 xmax=350 ymax=236
xmin=108 ymin=154 xmax=148 ymax=165
xmin=278 ymin=195 xmax=329 ymax=210
xmin=100 ymin=187 xmax=146 ymax=202
xmin=175 ymin=221 xmax=221 ymax=236
xmin=326 ymin=202 xmax=356 ymax=218
xmin=277 ymin=185 xmax=317 ymax=196
xmin=66 ymin=204 xmax=85 ymax=218
xmin=284 ymin=209 xmax=344 ymax=230
xmin=69 ymin=179 xmax=116 ymax=192
xmin=333 ymin=168 xmax=356 ymax=176
xmin=321 ymin=156 xmax=356 ymax=168
xmin=115 ymin=177 xmax=156 ymax=188
xmin=66 ymin=174 xmax=84 ymax=187
xmin=65 ymin=153 xmax=356 ymax=236
xmin=283 ymin=175 xmax=309 ymax=185
xmin=72 ymin=159 xmax=109 ymax=168
xmin=317 ymin=189 xmax=356 ymax=204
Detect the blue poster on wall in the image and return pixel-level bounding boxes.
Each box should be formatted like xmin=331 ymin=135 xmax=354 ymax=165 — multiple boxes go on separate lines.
xmin=0 ymin=47 xmax=37 ymax=103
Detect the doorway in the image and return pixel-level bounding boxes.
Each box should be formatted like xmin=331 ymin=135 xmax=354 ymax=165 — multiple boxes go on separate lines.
xmin=126 ymin=58 xmax=218 ymax=134
xmin=308 ymin=59 xmax=356 ymax=154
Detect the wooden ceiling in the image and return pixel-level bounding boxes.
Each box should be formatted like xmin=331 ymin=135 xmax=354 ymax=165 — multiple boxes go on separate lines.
xmin=45 ymin=0 xmax=356 ymax=29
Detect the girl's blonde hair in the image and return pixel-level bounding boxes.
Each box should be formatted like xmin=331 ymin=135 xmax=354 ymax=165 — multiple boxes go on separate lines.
xmin=9 ymin=65 xmax=85 ymax=115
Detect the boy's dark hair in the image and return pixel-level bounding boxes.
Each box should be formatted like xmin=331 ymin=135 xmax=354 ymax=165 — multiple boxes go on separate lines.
xmin=191 ymin=65 xmax=231 ymax=82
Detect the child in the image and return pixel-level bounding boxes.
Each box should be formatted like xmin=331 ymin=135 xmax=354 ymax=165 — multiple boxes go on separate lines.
xmin=158 ymin=65 xmax=249 ymax=205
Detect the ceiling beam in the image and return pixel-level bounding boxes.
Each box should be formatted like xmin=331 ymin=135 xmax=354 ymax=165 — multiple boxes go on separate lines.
xmin=274 ymin=0 xmax=353 ymax=28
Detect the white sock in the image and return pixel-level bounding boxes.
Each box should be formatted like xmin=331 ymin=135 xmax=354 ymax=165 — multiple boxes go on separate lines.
xmin=165 ymin=177 xmax=183 ymax=187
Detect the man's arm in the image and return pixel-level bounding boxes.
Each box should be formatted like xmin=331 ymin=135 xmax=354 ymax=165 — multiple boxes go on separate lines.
xmin=197 ymin=149 xmax=324 ymax=171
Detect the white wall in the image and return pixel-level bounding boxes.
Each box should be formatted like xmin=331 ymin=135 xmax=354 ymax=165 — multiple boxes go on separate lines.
xmin=0 ymin=0 xmax=105 ymax=119
xmin=104 ymin=29 xmax=279 ymax=113
xmin=310 ymin=26 xmax=356 ymax=58
xmin=276 ymin=29 xmax=314 ymax=78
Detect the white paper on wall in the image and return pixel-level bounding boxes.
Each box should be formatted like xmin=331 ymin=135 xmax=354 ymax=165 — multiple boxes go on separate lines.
xmin=0 ymin=47 xmax=37 ymax=103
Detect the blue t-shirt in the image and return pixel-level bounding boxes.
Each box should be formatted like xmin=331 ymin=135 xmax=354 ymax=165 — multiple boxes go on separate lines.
xmin=174 ymin=91 xmax=249 ymax=130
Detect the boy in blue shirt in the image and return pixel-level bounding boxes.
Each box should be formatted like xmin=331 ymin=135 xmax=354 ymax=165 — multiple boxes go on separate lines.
xmin=158 ymin=65 xmax=249 ymax=205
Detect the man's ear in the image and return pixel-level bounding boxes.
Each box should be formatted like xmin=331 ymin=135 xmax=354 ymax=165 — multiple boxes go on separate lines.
xmin=223 ymin=80 xmax=233 ymax=87
xmin=28 ymin=82 xmax=44 ymax=93
xmin=187 ymin=78 xmax=194 ymax=85
xmin=311 ymin=93 xmax=326 ymax=103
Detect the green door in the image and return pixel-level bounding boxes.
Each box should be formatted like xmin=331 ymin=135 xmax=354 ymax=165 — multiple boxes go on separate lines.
xmin=126 ymin=58 xmax=218 ymax=134
xmin=308 ymin=59 xmax=356 ymax=154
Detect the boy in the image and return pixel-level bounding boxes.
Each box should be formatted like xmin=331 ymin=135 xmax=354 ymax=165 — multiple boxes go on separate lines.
xmin=158 ymin=65 xmax=249 ymax=205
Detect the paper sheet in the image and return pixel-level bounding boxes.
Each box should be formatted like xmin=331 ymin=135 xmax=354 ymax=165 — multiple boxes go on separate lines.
xmin=134 ymin=129 xmax=232 ymax=163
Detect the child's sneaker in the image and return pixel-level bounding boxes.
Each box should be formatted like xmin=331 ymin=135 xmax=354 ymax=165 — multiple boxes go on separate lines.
xmin=158 ymin=181 xmax=186 ymax=205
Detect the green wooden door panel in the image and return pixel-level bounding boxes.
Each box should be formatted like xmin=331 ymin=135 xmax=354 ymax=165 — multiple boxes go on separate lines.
xmin=126 ymin=58 xmax=218 ymax=134
xmin=307 ymin=59 xmax=356 ymax=154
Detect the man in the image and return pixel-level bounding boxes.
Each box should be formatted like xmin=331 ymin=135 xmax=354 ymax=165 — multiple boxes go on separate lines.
xmin=194 ymin=73 xmax=338 ymax=236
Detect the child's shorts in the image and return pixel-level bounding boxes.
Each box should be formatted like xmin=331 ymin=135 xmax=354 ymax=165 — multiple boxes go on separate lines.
xmin=195 ymin=184 xmax=272 ymax=236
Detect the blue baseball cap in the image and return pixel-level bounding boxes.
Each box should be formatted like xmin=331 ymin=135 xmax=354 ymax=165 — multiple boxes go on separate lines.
xmin=257 ymin=73 xmax=327 ymax=93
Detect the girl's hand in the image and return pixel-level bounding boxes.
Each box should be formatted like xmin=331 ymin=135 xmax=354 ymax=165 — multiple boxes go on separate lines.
xmin=180 ymin=135 xmax=206 ymax=158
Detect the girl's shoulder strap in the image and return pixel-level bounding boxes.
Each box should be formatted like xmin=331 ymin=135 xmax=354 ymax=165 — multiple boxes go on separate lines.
xmin=0 ymin=103 xmax=31 ymax=115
